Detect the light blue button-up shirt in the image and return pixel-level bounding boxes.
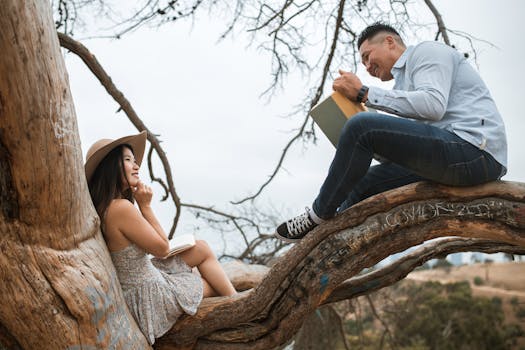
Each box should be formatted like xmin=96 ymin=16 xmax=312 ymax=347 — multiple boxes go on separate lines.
xmin=366 ymin=41 xmax=507 ymax=171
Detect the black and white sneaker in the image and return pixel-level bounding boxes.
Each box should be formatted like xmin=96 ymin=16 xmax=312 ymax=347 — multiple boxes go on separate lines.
xmin=275 ymin=207 xmax=319 ymax=243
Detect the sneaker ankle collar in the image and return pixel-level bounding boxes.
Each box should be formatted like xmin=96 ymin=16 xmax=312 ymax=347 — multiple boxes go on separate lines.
xmin=308 ymin=207 xmax=325 ymax=225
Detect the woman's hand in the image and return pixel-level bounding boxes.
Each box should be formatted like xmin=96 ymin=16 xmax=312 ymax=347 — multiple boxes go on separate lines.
xmin=132 ymin=181 xmax=153 ymax=209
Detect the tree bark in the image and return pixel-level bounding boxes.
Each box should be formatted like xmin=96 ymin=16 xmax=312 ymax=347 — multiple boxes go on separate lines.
xmin=0 ymin=1 xmax=149 ymax=349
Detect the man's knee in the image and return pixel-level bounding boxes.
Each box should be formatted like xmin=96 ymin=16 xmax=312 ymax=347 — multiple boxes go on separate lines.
xmin=339 ymin=112 xmax=382 ymax=150
xmin=341 ymin=112 xmax=378 ymax=137
xmin=344 ymin=111 xmax=374 ymax=127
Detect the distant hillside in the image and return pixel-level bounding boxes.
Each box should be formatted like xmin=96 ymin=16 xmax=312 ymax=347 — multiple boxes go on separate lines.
xmin=407 ymin=261 xmax=525 ymax=348
xmin=407 ymin=261 xmax=525 ymax=293
xmin=328 ymin=262 xmax=525 ymax=349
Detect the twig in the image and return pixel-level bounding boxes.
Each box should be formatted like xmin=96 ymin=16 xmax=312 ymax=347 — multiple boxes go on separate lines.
xmin=232 ymin=0 xmax=347 ymax=204
xmin=423 ymin=0 xmax=450 ymax=45
xmin=365 ymin=294 xmax=396 ymax=349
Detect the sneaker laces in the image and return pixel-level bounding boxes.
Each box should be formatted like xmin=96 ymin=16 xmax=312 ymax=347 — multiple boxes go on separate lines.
xmin=287 ymin=208 xmax=315 ymax=237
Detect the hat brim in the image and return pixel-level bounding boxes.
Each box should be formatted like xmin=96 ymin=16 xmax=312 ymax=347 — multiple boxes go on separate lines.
xmin=84 ymin=131 xmax=147 ymax=182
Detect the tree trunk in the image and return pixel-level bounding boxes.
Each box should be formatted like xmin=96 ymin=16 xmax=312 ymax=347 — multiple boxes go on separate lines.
xmin=293 ymin=306 xmax=350 ymax=350
xmin=0 ymin=1 xmax=149 ymax=348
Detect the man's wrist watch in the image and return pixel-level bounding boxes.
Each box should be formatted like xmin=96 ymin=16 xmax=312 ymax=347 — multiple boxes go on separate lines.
xmin=356 ymin=85 xmax=369 ymax=103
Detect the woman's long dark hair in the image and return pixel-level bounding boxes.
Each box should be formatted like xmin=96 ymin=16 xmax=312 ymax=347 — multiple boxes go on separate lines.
xmin=88 ymin=144 xmax=134 ymax=221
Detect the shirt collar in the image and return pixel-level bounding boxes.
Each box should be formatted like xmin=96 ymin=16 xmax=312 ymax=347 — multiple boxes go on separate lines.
xmin=391 ymin=45 xmax=413 ymax=79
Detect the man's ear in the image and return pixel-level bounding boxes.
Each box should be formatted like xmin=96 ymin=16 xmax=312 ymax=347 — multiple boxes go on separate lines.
xmin=385 ymin=35 xmax=396 ymax=48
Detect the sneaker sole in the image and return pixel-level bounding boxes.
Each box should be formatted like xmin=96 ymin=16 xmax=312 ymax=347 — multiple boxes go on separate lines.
xmin=273 ymin=231 xmax=303 ymax=244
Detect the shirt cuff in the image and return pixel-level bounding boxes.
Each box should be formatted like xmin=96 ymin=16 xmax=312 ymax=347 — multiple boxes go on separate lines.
xmin=365 ymin=86 xmax=386 ymax=107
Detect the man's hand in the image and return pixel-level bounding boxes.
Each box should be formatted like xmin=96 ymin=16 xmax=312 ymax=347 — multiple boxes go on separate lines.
xmin=333 ymin=69 xmax=364 ymax=102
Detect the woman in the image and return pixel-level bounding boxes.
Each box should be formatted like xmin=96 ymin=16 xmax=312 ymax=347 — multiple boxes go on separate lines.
xmin=84 ymin=131 xmax=236 ymax=344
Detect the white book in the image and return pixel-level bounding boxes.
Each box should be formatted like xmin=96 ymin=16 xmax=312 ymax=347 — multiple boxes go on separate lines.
xmin=164 ymin=234 xmax=196 ymax=258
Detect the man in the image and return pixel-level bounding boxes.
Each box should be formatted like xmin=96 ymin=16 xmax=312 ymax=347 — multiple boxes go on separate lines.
xmin=275 ymin=22 xmax=507 ymax=242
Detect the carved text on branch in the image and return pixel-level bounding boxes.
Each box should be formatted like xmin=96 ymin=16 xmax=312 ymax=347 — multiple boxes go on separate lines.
xmin=384 ymin=200 xmax=510 ymax=228
xmin=351 ymin=199 xmax=522 ymax=238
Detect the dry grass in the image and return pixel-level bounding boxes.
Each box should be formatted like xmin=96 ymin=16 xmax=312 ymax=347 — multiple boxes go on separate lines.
xmin=408 ymin=261 xmax=525 ymax=292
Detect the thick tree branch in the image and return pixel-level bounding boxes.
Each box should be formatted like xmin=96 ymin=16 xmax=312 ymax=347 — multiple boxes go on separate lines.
xmin=323 ymin=237 xmax=525 ymax=305
xmin=154 ymin=181 xmax=525 ymax=349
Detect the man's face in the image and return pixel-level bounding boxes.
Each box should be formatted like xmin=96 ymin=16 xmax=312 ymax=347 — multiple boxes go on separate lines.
xmin=359 ymin=35 xmax=396 ymax=81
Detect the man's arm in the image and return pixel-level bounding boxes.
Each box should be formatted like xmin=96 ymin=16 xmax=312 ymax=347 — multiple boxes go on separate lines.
xmin=366 ymin=42 xmax=456 ymax=121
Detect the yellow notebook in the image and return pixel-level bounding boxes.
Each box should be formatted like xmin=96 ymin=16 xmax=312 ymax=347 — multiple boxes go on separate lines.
xmin=310 ymin=91 xmax=367 ymax=147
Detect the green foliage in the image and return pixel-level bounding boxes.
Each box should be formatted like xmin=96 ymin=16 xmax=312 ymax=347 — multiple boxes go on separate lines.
xmin=471 ymin=255 xmax=482 ymax=264
xmin=516 ymin=307 xmax=525 ymax=319
xmin=383 ymin=281 xmax=511 ymax=350
xmin=432 ymin=258 xmax=453 ymax=269
xmin=414 ymin=262 xmax=431 ymax=271
xmin=432 ymin=258 xmax=453 ymax=273
xmin=473 ymin=276 xmax=484 ymax=285
xmin=504 ymin=324 xmax=524 ymax=339
xmin=339 ymin=281 xmax=523 ymax=350
xmin=491 ymin=297 xmax=502 ymax=307
xmin=510 ymin=296 xmax=519 ymax=306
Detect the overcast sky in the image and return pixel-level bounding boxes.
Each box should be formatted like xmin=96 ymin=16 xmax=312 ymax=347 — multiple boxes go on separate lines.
xmin=64 ymin=0 xmax=525 ymax=251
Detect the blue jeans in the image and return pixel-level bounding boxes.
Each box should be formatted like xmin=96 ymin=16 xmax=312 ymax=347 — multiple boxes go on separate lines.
xmin=312 ymin=112 xmax=504 ymax=219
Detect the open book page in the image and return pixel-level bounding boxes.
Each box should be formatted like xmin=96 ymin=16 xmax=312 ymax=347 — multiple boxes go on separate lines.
xmin=310 ymin=91 xmax=367 ymax=147
xmin=164 ymin=234 xmax=196 ymax=258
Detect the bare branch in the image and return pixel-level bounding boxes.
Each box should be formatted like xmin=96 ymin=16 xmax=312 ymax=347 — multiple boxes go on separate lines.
xmin=248 ymin=0 xmax=295 ymax=32
xmin=109 ymin=0 xmax=208 ymax=39
xmin=322 ymin=237 xmax=525 ymax=305
xmin=365 ymin=294 xmax=396 ymax=349
xmin=423 ymin=0 xmax=450 ymax=45
xmin=445 ymin=28 xmax=499 ymax=69
xmin=218 ymin=0 xmax=245 ymax=40
xmin=232 ymin=0 xmax=347 ymax=204
xmin=147 ymin=144 xmax=169 ymax=201
xmin=58 ymin=32 xmax=182 ymax=236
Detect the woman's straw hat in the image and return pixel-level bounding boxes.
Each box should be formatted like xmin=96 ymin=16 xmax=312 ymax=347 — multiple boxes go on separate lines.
xmin=84 ymin=131 xmax=147 ymax=182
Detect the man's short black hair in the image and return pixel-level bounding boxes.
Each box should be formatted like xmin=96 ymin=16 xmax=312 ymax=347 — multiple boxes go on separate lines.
xmin=358 ymin=22 xmax=402 ymax=49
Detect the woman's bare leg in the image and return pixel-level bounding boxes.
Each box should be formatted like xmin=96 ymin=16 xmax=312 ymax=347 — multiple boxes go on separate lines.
xmin=180 ymin=240 xmax=237 ymax=296
xmin=201 ymin=278 xmax=218 ymax=297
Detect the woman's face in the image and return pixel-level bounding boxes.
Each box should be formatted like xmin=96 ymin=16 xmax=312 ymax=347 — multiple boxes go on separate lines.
xmin=121 ymin=146 xmax=140 ymax=189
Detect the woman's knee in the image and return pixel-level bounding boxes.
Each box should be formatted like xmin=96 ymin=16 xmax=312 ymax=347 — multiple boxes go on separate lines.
xmin=181 ymin=239 xmax=214 ymax=267
xmin=194 ymin=239 xmax=214 ymax=258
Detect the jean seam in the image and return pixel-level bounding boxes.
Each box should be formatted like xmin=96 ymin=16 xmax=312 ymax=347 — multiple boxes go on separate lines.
xmin=447 ymin=154 xmax=484 ymax=169
xmin=364 ymin=172 xmax=420 ymax=191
